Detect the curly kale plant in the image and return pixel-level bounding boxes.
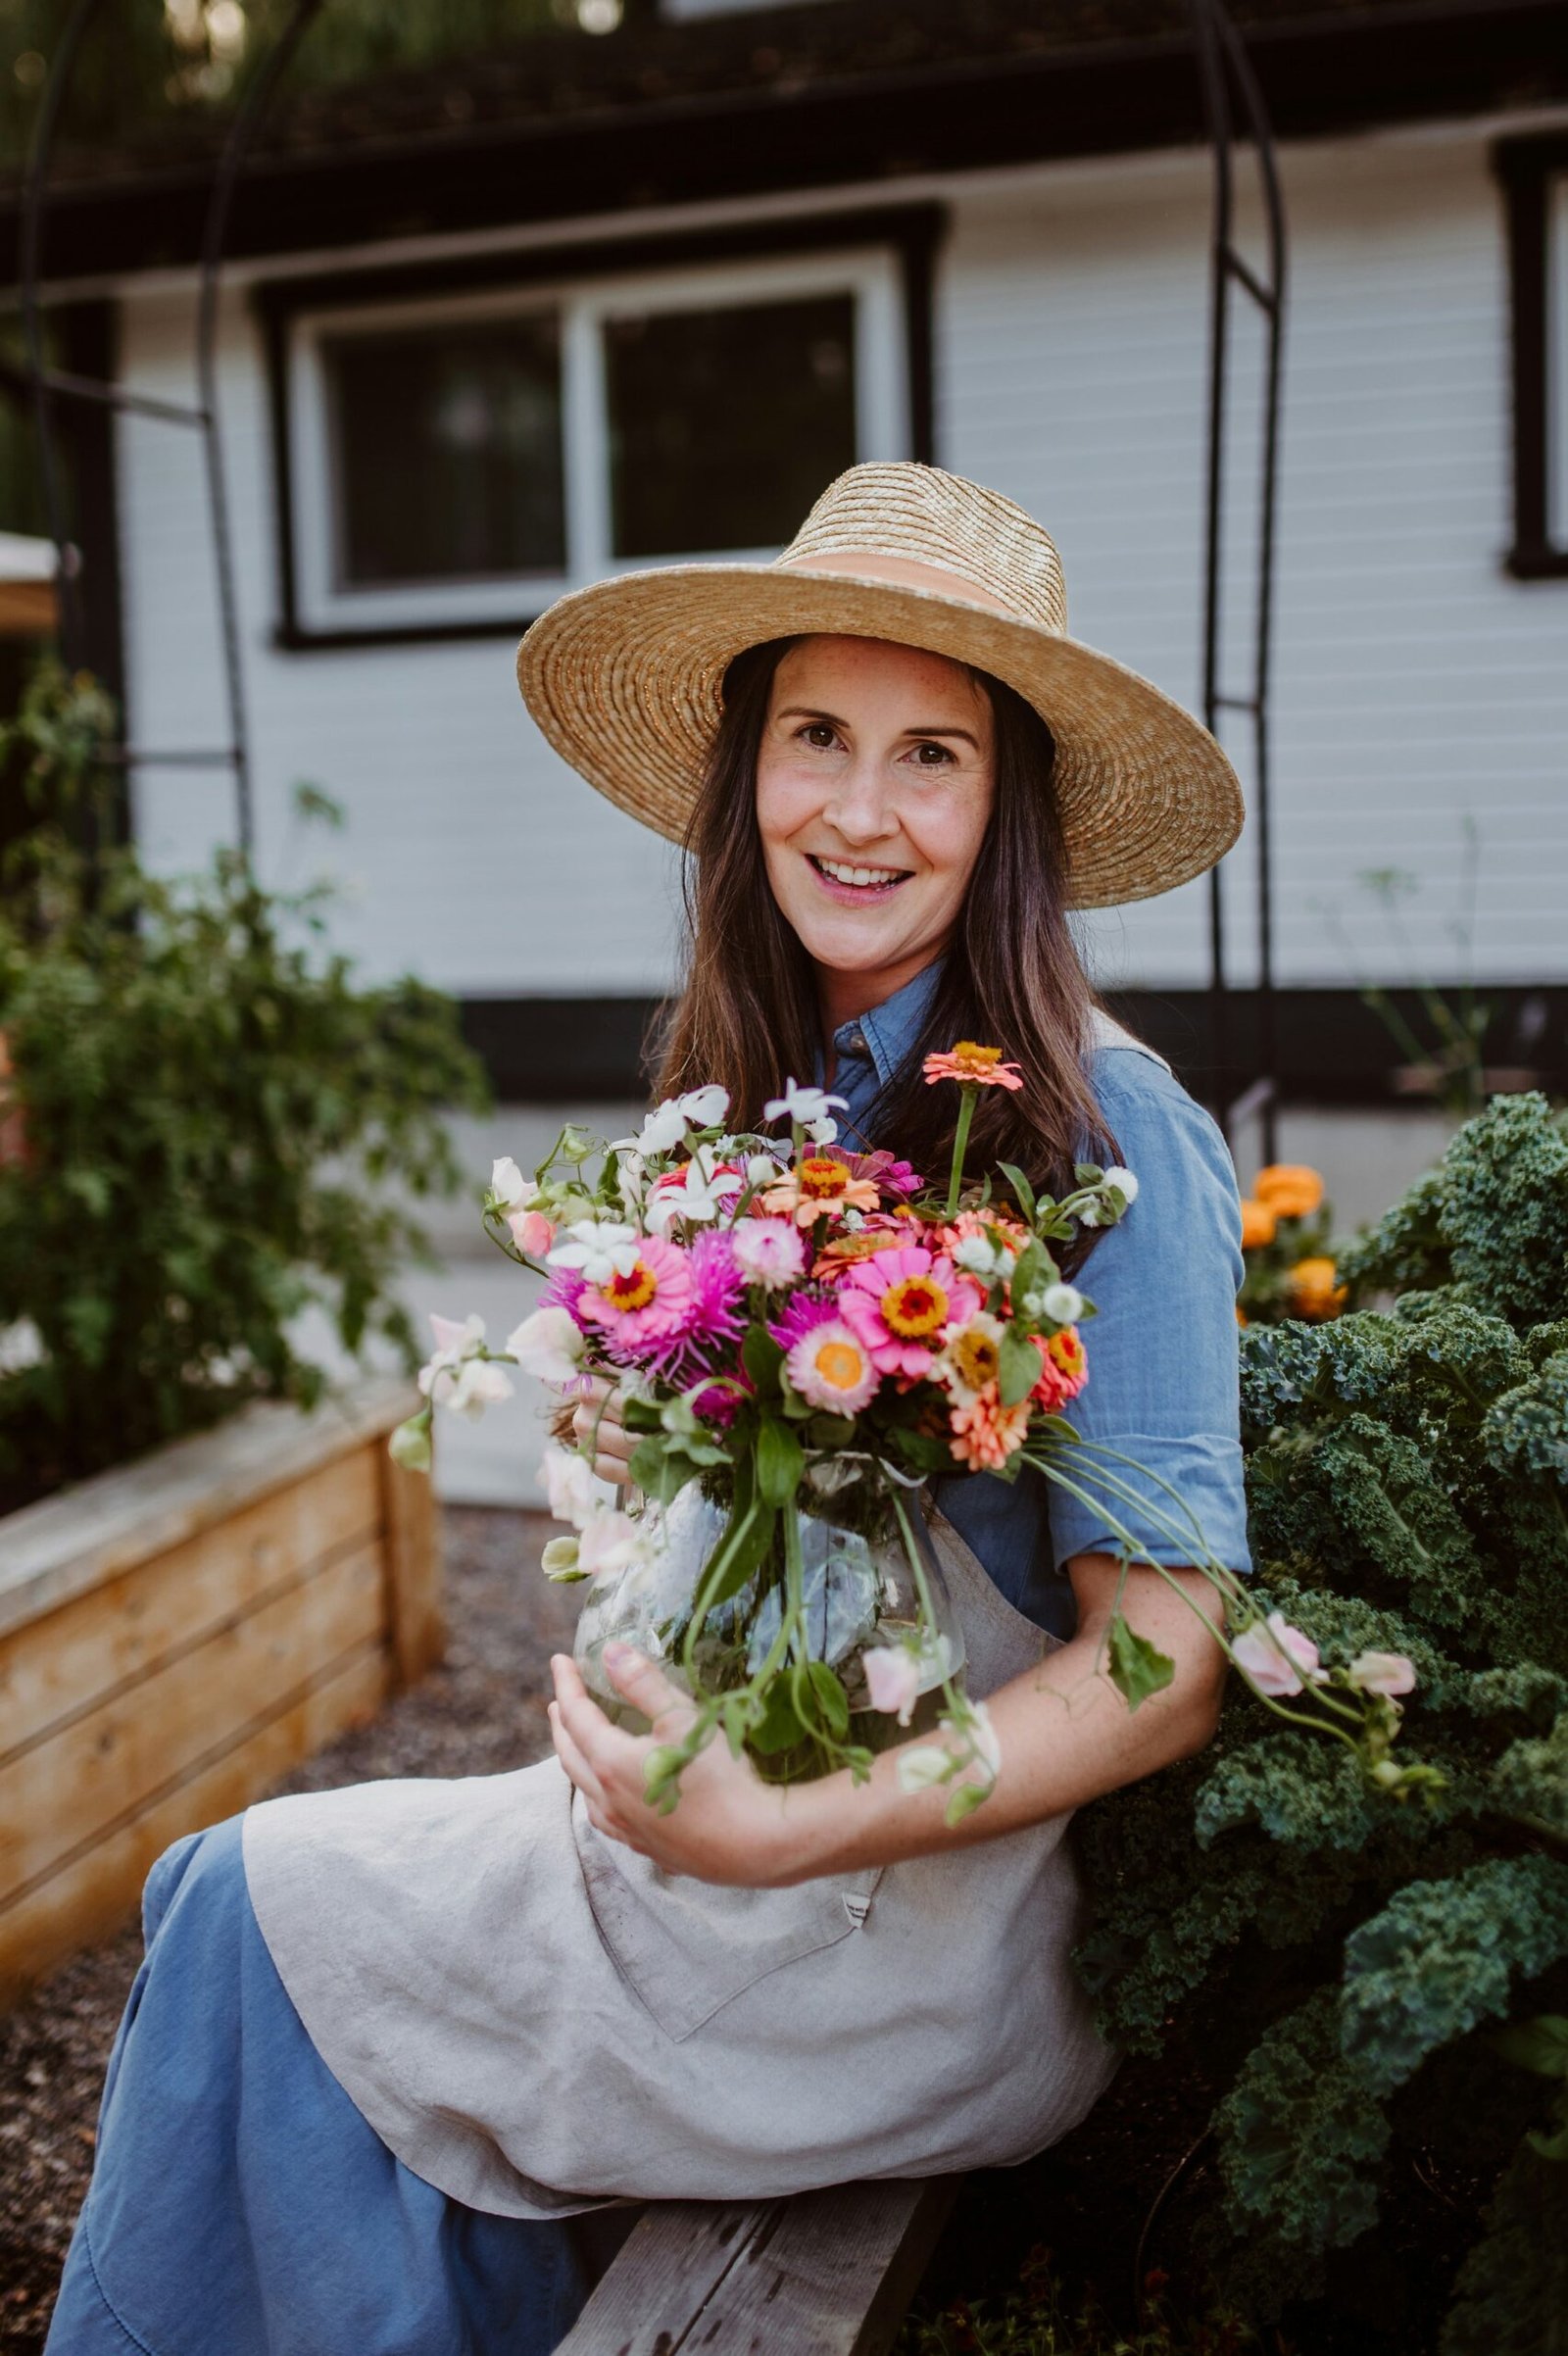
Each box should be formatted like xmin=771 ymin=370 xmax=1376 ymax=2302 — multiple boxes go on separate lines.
xmin=0 ymin=664 xmax=488 ymax=1512
xmin=1075 ymin=1094 xmax=1568 ymax=2352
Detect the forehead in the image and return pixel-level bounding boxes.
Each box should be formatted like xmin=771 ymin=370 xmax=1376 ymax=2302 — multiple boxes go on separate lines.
xmin=769 ymin=634 xmax=989 ymax=718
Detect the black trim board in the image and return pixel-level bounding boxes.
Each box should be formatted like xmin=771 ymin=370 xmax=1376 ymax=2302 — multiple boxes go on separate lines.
xmin=259 ymin=205 xmax=943 ymax=654
xmin=1497 ymin=132 xmax=1568 ymax=581
xmin=460 ymin=986 xmax=1568 ymax=1108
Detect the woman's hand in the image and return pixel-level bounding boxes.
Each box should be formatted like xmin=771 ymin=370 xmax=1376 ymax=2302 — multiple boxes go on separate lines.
xmin=570 ymin=1375 xmax=637 ymax=1486
xmin=549 ymin=1646 xmax=812 ymax=1888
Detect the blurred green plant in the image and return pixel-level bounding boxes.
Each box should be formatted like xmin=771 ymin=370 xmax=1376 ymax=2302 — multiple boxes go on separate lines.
xmin=898 ymin=2244 xmax=1264 ymax=2356
xmin=0 ymin=662 xmax=488 ymax=1515
xmin=1075 ymin=1092 xmax=1568 ymax=2353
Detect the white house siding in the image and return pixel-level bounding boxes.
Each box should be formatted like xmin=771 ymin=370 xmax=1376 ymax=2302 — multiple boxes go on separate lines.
xmin=117 ymin=120 xmax=1568 ymax=1004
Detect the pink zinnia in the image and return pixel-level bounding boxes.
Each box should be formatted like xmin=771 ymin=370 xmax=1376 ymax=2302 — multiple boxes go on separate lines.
xmin=838 ymin=1246 xmax=983 ymax=1379
xmin=626 ymin=1230 xmax=748 ymax=1387
xmin=577 ymin=1232 xmax=696 ymax=1350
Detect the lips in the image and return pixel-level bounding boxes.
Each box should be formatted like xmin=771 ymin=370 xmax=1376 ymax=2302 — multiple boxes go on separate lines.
xmin=808 ymin=854 xmax=913 ymax=899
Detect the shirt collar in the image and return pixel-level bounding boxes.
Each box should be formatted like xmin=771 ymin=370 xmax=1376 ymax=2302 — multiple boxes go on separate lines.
xmin=831 ymin=957 xmax=945 ymax=1090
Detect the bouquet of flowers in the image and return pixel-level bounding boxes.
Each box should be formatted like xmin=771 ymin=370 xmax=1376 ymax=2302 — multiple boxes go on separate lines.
xmin=393 ymin=1047 xmax=1430 ymax=1821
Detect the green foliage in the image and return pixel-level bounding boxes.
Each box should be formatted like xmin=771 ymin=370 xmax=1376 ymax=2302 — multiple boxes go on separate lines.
xmin=0 ymin=664 xmax=487 ymax=1511
xmin=898 ymin=2245 xmax=1263 ymax=2356
xmin=1076 ymin=1091 xmax=1568 ymax=2346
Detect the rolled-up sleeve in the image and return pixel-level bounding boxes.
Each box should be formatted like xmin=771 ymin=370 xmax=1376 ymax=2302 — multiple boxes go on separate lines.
xmin=1048 ymin=1055 xmax=1252 ymax=1576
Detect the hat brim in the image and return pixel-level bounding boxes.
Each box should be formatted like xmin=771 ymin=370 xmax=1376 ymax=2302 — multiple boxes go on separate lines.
xmin=515 ymin=564 xmax=1242 ymax=908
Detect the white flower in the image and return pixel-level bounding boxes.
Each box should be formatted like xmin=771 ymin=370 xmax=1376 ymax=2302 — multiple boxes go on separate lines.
xmin=506 ymin=1305 xmax=584 ymax=1384
xmin=547 ymin=1220 xmax=641 ymax=1285
xmin=1041 ymin=1282 xmax=1084 ymax=1324
xmin=577 ymin=1509 xmax=646 ymax=1577
xmin=763 ymin=1078 xmax=848 ymax=1126
xmin=543 ymin=1445 xmax=599 ymax=1529
xmin=896 ymin=1745 xmax=953 ymax=1794
xmin=540 ymin=1535 xmax=587 ymax=1583
xmin=745 ymin=1152 xmax=784 ymax=1185
xmin=417 ymin=1311 xmax=487 ymax=1400
xmin=618 ymin=1100 xmax=688 ymax=1157
xmin=678 ymin=1083 xmax=730 ymax=1128
xmin=952 ymin=1233 xmax=1014 ymax=1282
xmin=806 ymin=1114 xmax=839 ymax=1146
xmin=0 ymin=1317 xmax=45 ymax=1378
xmin=445 ymin=1357 xmax=514 ymax=1418
xmin=490 ymin=1156 xmax=537 ymax=1209
xmin=1102 ymin=1166 xmax=1139 ymax=1204
xmin=965 ymin=1698 xmax=1003 ymax=1782
xmin=645 ymin=1147 xmax=744 ymax=1235
xmin=614 ymin=1152 xmax=648 ymax=1217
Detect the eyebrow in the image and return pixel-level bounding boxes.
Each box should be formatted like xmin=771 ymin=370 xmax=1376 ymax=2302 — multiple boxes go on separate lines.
xmin=773 ymin=706 xmax=983 ymax=749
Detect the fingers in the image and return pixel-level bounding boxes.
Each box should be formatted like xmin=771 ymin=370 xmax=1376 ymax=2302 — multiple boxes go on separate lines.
xmin=600 ymin=1642 xmax=695 ymax=1739
xmin=570 ymin=1379 xmax=637 ymax=1487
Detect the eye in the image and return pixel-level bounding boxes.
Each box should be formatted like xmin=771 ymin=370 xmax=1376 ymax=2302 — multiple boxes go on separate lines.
xmin=909 ymin=740 xmax=956 ymax=766
xmin=798 ymin=722 xmax=840 ymax=751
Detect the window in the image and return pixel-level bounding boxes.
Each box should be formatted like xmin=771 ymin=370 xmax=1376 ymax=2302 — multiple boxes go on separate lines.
xmin=1498 ymin=134 xmax=1568 ymax=580
xmin=281 ymin=248 xmax=909 ymax=638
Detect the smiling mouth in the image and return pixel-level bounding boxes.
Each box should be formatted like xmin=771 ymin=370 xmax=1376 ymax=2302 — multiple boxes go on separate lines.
xmin=808 ymin=854 xmax=914 ymax=894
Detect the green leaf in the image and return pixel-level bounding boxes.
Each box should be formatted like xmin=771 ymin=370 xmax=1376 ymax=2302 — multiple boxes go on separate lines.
xmin=1106 ymin=1611 xmax=1176 ymax=1712
xmin=807 ymin=1661 xmax=851 ymax=1739
xmin=749 ymin=1683 xmax=806 ymax=1756
xmin=806 ymin=1413 xmax=858 ymax=1448
xmin=756 ymin=1416 xmax=806 ymax=1509
xmin=998 ymin=1160 xmax=1037 ymax=1219
xmin=999 ymin=1325 xmax=1041 ymax=1409
xmin=1491 ymin=2015 xmax=1568 ymax=2081
xmin=946 ymin=1779 xmax=993 ymax=1827
xmin=888 ymin=1427 xmax=954 ymax=1473
xmin=699 ymin=1494 xmax=776 ymax=1609
xmin=742 ymin=1323 xmax=786 ymax=1399
xmin=626 ymin=1436 xmax=689 ymax=1502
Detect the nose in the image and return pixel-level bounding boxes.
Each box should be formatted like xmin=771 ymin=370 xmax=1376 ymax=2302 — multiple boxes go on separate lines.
xmin=821 ymin=751 xmax=901 ymax=850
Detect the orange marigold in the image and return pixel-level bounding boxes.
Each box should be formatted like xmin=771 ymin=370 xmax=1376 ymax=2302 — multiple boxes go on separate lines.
xmin=1288 ymin=1255 xmax=1347 ymax=1321
xmin=1253 ymin=1163 xmax=1325 ymax=1219
xmin=1240 ymin=1198 xmax=1278 ymax=1250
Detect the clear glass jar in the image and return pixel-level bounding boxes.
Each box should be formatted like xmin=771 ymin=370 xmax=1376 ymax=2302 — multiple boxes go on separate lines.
xmin=572 ymin=1478 xmax=966 ymax=1779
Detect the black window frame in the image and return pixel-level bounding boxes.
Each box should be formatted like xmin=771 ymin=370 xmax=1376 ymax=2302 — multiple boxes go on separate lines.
xmin=1497 ymin=131 xmax=1568 ymax=582
xmin=255 ymin=203 xmax=943 ymax=655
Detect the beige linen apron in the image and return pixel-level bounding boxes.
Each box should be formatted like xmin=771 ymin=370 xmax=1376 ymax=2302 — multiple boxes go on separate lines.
xmin=243 ymin=1508 xmax=1120 ymax=2219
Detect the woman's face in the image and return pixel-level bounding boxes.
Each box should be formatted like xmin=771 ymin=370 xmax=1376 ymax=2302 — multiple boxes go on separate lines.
xmin=754 ymin=635 xmax=995 ymax=1011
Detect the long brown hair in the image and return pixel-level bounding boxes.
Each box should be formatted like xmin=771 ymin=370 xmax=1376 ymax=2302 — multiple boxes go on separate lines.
xmin=654 ymin=636 xmax=1112 ymax=1197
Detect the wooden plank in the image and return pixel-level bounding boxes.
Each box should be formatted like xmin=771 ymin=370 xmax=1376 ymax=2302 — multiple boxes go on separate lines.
xmin=0 ymin=1450 xmax=380 ymax=1762
xmin=556 ymin=2179 xmax=956 ymax=2356
xmin=0 ymin=1642 xmax=388 ymax=2007
xmin=379 ymin=1443 xmax=444 ymax=1690
xmin=0 ymin=1541 xmax=386 ymax=1908
xmin=0 ymin=1372 xmax=417 ymax=1642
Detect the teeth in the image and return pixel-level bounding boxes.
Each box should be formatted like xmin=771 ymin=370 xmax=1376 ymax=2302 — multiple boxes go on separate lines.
xmin=815 ymin=858 xmax=906 ymax=888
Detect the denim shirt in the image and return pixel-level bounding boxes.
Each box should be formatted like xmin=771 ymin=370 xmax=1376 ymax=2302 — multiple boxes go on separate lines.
xmin=818 ymin=964 xmax=1251 ymax=1640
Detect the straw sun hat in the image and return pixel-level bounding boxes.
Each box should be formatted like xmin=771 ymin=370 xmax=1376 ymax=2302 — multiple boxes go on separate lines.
xmin=515 ymin=462 xmax=1242 ymax=908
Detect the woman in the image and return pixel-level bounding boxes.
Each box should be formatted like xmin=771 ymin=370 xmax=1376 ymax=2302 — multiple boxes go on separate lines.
xmin=47 ymin=464 xmax=1250 ymax=2356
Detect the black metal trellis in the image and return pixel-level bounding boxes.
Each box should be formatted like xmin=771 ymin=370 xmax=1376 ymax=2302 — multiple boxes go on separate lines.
xmin=19 ymin=0 xmax=325 ymax=859
xmin=1192 ymin=0 xmax=1287 ymax=1158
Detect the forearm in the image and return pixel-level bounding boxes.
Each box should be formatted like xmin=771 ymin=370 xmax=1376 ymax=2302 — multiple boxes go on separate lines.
xmin=771 ymin=1567 xmax=1227 ymax=1882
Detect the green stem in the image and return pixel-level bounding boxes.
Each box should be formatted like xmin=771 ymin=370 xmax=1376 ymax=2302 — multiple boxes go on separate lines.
xmin=889 ymin=1482 xmax=964 ymax=1721
xmin=782 ymin=1499 xmax=806 ymax=1665
xmin=946 ymin=1086 xmax=978 ymax=1218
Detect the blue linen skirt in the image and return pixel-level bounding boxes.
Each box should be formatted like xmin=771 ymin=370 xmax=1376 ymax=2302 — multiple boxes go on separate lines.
xmin=44 ymin=1818 xmax=590 ymax=2356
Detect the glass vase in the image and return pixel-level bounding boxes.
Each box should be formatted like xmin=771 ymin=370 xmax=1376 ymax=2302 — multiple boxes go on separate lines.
xmin=572 ymin=1479 xmax=967 ymax=1781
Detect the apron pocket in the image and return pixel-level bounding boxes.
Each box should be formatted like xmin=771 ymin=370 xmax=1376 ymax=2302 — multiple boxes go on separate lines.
xmin=574 ymin=1804 xmax=883 ymax=2042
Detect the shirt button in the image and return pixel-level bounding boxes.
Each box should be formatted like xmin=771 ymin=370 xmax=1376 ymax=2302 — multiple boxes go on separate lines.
xmin=841 ymin=1029 xmax=868 ymax=1056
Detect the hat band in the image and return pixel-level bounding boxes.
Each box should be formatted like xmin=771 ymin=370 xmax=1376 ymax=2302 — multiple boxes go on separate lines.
xmin=773 ymin=547 xmax=1028 ymax=625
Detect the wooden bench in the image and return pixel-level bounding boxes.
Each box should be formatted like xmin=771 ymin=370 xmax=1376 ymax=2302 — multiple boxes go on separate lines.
xmin=558 ymin=2178 xmax=957 ymax=2355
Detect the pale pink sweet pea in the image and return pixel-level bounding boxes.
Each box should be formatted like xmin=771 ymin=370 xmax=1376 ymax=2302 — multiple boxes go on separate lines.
xmin=577 ymin=1510 xmax=645 ymax=1577
xmin=1348 ymin=1649 xmax=1417 ymax=1697
xmin=863 ymin=1645 xmax=921 ymax=1727
xmin=1232 ymin=1611 xmax=1328 ymax=1697
xmin=508 ymin=1207 xmax=556 ymax=1257
xmin=543 ymin=1444 xmax=599 ymax=1529
xmin=506 ymin=1305 xmax=583 ymax=1384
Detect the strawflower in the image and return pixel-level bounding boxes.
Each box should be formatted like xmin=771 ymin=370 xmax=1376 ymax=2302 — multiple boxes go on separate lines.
xmin=784 ymin=1318 xmax=880 ymax=1414
xmin=838 ymin=1247 xmax=983 ymax=1378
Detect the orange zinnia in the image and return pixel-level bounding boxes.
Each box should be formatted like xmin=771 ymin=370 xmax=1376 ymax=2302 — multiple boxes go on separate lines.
xmin=1240 ymin=1198 xmax=1277 ymax=1250
xmin=922 ymin=1042 xmax=1025 ymax=1092
xmin=1288 ymin=1256 xmax=1347 ymax=1321
xmin=1253 ymin=1163 xmax=1325 ymax=1220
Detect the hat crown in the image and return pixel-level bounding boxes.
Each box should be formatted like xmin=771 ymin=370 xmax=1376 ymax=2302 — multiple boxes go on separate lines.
xmin=777 ymin=462 xmax=1068 ymax=636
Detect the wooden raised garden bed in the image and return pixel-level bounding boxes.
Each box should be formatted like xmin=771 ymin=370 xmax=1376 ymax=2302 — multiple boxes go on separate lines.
xmin=0 ymin=1373 xmax=438 ymax=2006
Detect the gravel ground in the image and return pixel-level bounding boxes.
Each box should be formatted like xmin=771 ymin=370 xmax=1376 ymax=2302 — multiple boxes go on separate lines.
xmin=0 ymin=1507 xmax=575 ymax=2354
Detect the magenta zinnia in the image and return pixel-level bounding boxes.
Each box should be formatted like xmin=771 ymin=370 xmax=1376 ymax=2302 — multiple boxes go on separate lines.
xmin=626 ymin=1229 xmax=749 ymax=1387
